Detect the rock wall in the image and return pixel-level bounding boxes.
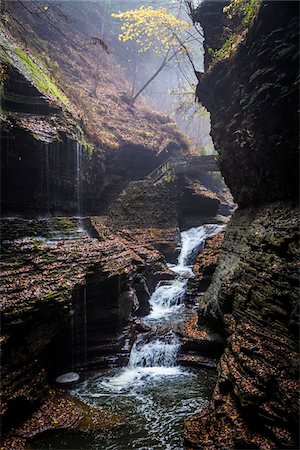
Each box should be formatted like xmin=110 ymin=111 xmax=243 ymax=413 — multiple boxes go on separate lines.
xmin=108 ymin=175 xmax=226 ymax=231
xmin=0 ymin=26 xmax=188 ymax=217
xmin=196 ymin=1 xmax=299 ymax=206
xmin=1 ymin=60 xmax=105 ymax=215
xmin=185 ymin=2 xmax=300 ymax=449
xmin=0 ymin=217 xmax=169 ymax=430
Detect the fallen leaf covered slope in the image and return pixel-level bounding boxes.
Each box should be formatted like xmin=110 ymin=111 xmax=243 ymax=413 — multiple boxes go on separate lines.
xmin=3 ymin=1 xmax=190 ymax=154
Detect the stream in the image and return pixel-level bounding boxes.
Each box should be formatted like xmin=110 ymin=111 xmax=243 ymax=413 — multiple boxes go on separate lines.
xmin=31 ymin=224 xmax=223 ymax=450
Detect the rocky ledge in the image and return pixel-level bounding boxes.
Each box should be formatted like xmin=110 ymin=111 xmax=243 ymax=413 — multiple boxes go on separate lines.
xmin=188 ymin=231 xmax=225 ymax=296
xmin=184 ymin=201 xmax=299 ymax=449
xmin=2 ymin=387 xmax=125 ymax=450
xmin=0 ymin=217 xmax=172 ymax=433
xmin=184 ymin=1 xmax=299 ymax=448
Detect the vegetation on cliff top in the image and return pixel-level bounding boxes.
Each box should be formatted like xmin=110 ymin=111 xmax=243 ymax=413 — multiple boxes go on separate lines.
xmin=209 ymin=0 xmax=260 ymax=63
xmin=0 ymin=25 xmax=70 ymax=108
xmin=112 ymin=6 xmax=193 ymax=105
xmin=1 ymin=2 xmax=190 ymax=154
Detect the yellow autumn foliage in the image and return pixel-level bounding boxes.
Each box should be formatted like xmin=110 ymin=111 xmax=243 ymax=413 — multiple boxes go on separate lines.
xmin=112 ymin=6 xmax=190 ymax=56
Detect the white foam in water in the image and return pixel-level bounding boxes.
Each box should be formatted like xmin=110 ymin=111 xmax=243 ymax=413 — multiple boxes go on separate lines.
xmin=178 ymin=224 xmax=224 ymax=268
xmin=147 ymin=225 xmax=224 ymax=319
xmin=102 ymin=366 xmax=183 ymax=391
xmin=177 ymin=226 xmax=207 ymax=268
xmin=170 ymin=265 xmax=194 ymax=278
xmin=129 ymin=339 xmax=180 ymax=368
xmin=147 ymin=280 xmax=187 ymax=319
xmin=102 ymin=337 xmax=181 ymax=390
xmin=100 ymin=224 xmax=225 ymax=390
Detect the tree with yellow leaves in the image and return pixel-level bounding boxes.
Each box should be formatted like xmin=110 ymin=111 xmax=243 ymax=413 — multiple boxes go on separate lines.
xmin=112 ymin=6 xmax=200 ymax=105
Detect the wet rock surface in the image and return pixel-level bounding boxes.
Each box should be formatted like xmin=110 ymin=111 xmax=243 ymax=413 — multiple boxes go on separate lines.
xmin=188 ymin=231 xmax=224 ymax=294
xmin=185 ymin=202 xmax=299 ymax=449
xmin=178 ymin=313 xmax=224 ymax=368
xmin=185 ymin=1 xmax=300 ymax=448
xmin=1 ymin=387 xmax=125 ymax=450
xmin=108 ymin=174 xmax=229 ymax=232
xmin=0 ymin=217 xmax=170 ymax=432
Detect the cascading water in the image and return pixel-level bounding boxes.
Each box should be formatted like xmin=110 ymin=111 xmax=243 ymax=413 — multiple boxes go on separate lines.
xmin=129 ymin=338 xmax=180 ymax=369
xmin=40 ymin=143 xmax=50 ymax=215
xmin=36 ymin=224 xmax=223 ymax=450
xmin=177 ymin=224 xmax=225 ymax=270
xmin=75 ymin=139 xmax=85 ymax=233
xmin=108 ymin=225 xmax=224 ymax=387
xmin=147 ymin=280 xmax=187 ymax=319
xmin=45 ymin=143 xmax=50 ymax=216
xmin=76 ymin=141 xmax=83 ymax=218
xmin=147 ymin=224 xmax=224 ymax=320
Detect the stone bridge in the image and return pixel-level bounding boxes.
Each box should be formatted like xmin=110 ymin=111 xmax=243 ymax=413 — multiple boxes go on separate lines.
xmin=146 ymin=155 xmax=219 ymax=183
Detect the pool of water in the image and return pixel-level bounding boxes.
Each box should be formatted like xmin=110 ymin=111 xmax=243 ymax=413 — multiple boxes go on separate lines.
xmin=30 ymin=365 xmax=216 ymax=450
xmin=30 ymin=224 xmax=222 ymax=450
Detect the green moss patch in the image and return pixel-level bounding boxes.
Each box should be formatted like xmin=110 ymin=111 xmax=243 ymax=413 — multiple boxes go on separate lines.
xmin=13 ymin=47 xmax=69 ymax=107
xmin=0 ymin=26 xmax=69 ymax=108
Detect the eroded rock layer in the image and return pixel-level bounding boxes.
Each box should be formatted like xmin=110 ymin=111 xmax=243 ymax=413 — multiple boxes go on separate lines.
xmin=185 ymin=202 xmax=299 ymax=449
xmin=185 ymin=1 xmax=299 ymax=449
xmin=197 ymin=1 xmax=299 ymax=206
xmin=0 ymin=217 xmax=171 ymax=429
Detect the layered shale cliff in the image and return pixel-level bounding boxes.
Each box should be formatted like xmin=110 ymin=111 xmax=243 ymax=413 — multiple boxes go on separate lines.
xmin=0 ymin=4 xmax=231 ymax=445
xmin=185 ymin=2 xmax=299 ymax=449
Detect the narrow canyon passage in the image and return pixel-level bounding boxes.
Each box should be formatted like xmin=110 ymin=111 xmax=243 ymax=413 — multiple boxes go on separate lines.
xmin=31 ymin=225 xmax=222 ymax=450
xmin=1 ymin=1 xmax=298 ymax=449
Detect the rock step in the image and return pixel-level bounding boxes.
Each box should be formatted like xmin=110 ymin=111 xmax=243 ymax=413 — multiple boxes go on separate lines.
xmin=181 ymin=335 xmax=224 ymax=355
xmin=178 ymin=353 xmax=217 ymax=369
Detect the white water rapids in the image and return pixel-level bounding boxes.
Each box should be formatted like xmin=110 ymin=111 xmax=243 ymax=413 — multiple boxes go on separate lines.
xmin=100 ymin=224 xmax=224 ymax=390
xmin=44 ymin=224 xmax=223 ymax=450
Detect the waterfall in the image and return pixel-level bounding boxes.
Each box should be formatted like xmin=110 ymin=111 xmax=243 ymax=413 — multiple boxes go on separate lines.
xmin=83 ymin=286 xmax=88 ymax=368
xmin=148 ymin=224 xmax=224 ymax=318
xmin=40 ymin=143 xmax=50 ymax=215
xmin=177 ymin=226 xmax=207 ymax=267
xmin=100 ymin=224 xmax=224 ymax=391
xmin=150 ymin=280 xmax=187 ymax=309
xmin=129 ymin=337 xmax=180 ymax=369
xmin=66 ymin=224 xmax=226 ymax=450
xmin=45 ymin=143 xmax=50 ymax=216
xmin=103 ymin=336 xmax=181 ymax=389
xmin=76 ymin=141 xmax=83 ymax=217
xmin=178 ymin=224 xmax=224 ymax=267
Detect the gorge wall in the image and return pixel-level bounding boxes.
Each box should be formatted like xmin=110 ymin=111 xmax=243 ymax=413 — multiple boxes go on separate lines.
xmin=185 ymin=2 xmax=299 ymax=449
xmin=0 ymin=3 xmax=230 ymax=440
xmin=1 ymin=7 xmax=190 ymax=217
xmin=0 ymin=7 xmax=188 ymax=434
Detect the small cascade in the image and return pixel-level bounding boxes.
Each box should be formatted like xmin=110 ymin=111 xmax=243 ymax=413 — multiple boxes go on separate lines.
xmin=45 ymin=144 xmax=50 ymax=216
xmin=103 ymin=336 xmax=181 ymax=389
xmin=177 ymin=226 xmax=207 ymax=267
xmin=129 ymin=337 xmax=180 ymax=369
xmin=76 ymin=141 xmax=83 ymax=217
xmin=62 ymin=224 xmax=224 ymax=449
xmin=148 ymin=224 xmax=224 ymax=318
xmin=40 ymin=143 xmax=50 ymax=215
xmin=102 ymin=224 xmax=224 ymax=391
xmin=147 ymin=280 xmax=187 ymax=319
xmin=178 ymin=224 xmax=224 ymax=267
xmin=83 ymin=286 xmax=88 ymax=368
xmin=70 ymin=309 xmax=75 ymax=371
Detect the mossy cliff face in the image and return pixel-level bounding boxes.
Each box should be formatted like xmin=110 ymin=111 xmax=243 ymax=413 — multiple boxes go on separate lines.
xmin=1 ymin=43 xmax=105 ymax=215
xmin=0 ymin=23 xmax=189 ymax=217
xmin=184 ymin=2 xmax=299 ymax=449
